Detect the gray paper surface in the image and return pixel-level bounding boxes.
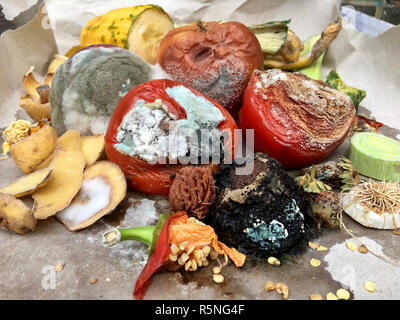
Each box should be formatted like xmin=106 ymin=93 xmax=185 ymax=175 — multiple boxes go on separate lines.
xmin=0 ymin=0 xmax=399 ymax=300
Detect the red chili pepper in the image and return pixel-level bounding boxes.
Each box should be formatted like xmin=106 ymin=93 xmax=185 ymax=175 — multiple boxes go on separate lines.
xmin=357 ymin=114 xmax=384 ymax=130
xmin=133 ymin=211 xmax=246 ymax=300
xmin=105 ymin=79 xmax=237 ymax=196
xmin=133 ymin=212 xmax=184 ymax=300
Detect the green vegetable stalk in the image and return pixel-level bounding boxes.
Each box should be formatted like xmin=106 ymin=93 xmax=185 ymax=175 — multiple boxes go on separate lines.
xmin=296 ymin=34 xmax=324 ymax=80
xmin=326 ymin=69 xmax=366 ymax=112
xmin=103 ymin=226 xmax=155 ymax=247
xmin=102 ymin=212 xmax=172 ymax=255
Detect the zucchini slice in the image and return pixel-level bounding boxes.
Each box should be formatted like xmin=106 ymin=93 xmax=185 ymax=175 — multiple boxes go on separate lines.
xmin=127 ymin=7 xmax=174 ymax=65
xmin=248 ymin=20 xmax=290 ymax=54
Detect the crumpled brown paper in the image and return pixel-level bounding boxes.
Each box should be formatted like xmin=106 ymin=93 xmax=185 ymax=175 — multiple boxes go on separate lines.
xmin=0 ymin=0 xmax=399 ymax=300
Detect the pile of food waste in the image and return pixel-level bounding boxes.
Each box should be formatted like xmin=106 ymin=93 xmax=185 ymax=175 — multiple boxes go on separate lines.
xmin=1 ymin=3 xmax=399 ymax=301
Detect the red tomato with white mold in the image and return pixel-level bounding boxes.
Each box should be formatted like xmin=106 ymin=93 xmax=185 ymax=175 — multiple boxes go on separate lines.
xmin=105 ymin=79 xmax=237 ymax=196
xmin=238 ymin=70 xmax=356 ymax=169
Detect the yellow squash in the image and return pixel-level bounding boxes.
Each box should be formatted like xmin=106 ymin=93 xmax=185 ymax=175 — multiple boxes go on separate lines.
xmin=79 ymin=5 xmax=173 ymax=64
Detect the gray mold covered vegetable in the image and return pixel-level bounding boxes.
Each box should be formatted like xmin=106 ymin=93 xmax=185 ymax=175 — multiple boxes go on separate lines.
xmin=50 ymin=45 xmax=154 ymax=135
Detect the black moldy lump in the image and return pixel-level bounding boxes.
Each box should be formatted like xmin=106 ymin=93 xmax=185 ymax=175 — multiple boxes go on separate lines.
xmin=205 ymin=153 xmax=318 ymax=257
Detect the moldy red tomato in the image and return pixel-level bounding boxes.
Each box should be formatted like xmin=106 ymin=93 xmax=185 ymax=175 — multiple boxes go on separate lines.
xmin=238 ymin=70 xmax=356 ymax=169
xmin=105 ymin=79 xmax=237 ymax=196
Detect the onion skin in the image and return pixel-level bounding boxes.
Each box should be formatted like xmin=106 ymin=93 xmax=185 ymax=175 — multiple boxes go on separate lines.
xmin=105 ymin=79 xmax=237 ymax=196
xmin=157 ymin=21 xmax=264 ymax=116
xmin=238 ymin=70 xmax=356 ymax=169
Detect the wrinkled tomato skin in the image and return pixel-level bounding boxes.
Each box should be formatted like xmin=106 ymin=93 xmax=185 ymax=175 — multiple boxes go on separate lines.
xmin=105 ymin=79 xmax=237 ymax=196
xmin=238 ymin=78 xmax=347 ymax=169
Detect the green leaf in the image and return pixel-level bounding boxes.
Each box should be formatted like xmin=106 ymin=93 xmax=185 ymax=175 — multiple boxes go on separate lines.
xmin=295 ymin=34 xmax=324 ymax=80
xmin=326 ymin=70 xmax=366 ymax=112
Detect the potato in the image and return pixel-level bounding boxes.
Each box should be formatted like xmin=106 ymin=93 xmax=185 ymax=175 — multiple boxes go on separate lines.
xmin=56 ymin=130 xmax=81 ymax=151
xmin=34 ymin=152 xmax=55 ymax=170
xmin=32 ymin=130 xmax=85 ymax=219
xmin=19 ymin=95 xmax=51 ymax=123
xmin=0 ymin=193 xmax=36 ymax=234
xmin=80 ymin=134 xmax=105 ymax=166
xmin=56 ymin=161 xmax=127 ymax=231
xmin=34 ymin=128 xmax=79 ymax=170
xmin=10 ymin=125 xmax=58 ymax=173
xmin=45 ymin=55 xmax=68 ymax=85
xmin=0 ymin=168 xmax=52 ymax=198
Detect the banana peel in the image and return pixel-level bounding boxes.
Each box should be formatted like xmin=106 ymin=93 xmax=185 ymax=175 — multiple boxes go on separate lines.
xmin=295 ymin=34 xmax=324 ymax=80
xmin=263 ymin=18 xmax=342 ymax=70
xmin=45 ymin=54 xmax=68 ymax=84
xmin=19 ymin=55 xmax=67 ymax=122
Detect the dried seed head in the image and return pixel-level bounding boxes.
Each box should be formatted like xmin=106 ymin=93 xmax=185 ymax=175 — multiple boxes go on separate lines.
xmin=264 ymin=281 xmax=275 ymax=292
xmin=213 ymin=274 xmax=224 ymax=284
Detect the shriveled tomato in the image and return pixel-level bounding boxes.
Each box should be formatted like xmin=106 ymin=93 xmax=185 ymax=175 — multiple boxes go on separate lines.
xmin=105 ymin=79 xmax=237 ymax=196
xmin=238 ymin=70 xmax=356 ymax=169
